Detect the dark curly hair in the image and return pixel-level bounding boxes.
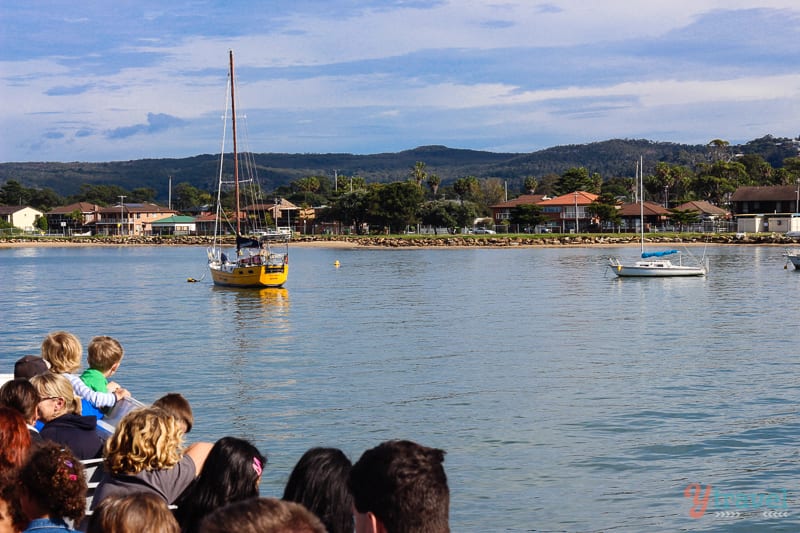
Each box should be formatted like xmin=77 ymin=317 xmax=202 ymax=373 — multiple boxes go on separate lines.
xmin=19 ymin=441 xmax=87 ymax=524
xmin=0 ymin=471 xmax=28 ymax=532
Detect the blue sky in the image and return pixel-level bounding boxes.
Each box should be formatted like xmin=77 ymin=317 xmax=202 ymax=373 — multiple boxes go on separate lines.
xmin=1 ymin=1 xmax=799 ymax=163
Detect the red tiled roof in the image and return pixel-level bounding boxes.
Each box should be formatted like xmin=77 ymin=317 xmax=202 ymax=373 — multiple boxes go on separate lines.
xmin=47 ymin=202 xmax=101 ymax=214
xmin=618 ymin=201 xmax=669 ymax=216
xmin=537 ymin=191 xmax=599 ymax=206
xmin=491 ymin=194 xmax=547 ymax=209
xmin=98 ymin=203 xmax=175 ymax=215
xmin=674 ymin=200 xmax=728 ymax=216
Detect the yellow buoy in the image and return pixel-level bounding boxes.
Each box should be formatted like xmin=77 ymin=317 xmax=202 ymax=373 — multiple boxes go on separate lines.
xmin=334 ymin=260 xmax=340 ymax=268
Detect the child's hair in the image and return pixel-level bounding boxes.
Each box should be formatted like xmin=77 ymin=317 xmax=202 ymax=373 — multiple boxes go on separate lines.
xmin=19 ymin=441 xmax=87 ymax=524
xmin=174 ymin=436 xmax=266 ymax=533
xmin=86 ymin=492 xmax=180 ymax=533
xmin=0 ymin=377 xmax=40 ymax=423
xmin=30 ymin=372 xmax=82 ymax=415
xmin=104 ymin=407 xmax=184 ymax=475
xmin=41 ymin=331 xmax=82 ymax=374
xmin=0 ymin=407 xmax=31 ymax=471
xmin=152 ymin=393 xmax=194 ymax=434
xmin=87 ymin=336 xmax=124 ymax=372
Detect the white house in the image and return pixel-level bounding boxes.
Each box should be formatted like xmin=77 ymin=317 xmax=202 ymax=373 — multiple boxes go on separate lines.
xmin=0 ymin=205 xmax=44 ymax=231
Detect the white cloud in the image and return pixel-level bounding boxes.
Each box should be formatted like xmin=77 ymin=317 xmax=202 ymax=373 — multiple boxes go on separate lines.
xmin=1 ymin=1 xmax=800 ymax=161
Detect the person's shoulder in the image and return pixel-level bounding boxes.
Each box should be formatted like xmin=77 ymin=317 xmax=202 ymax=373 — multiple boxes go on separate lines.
xmin=22 ymin=516 xmax=78 ymax=532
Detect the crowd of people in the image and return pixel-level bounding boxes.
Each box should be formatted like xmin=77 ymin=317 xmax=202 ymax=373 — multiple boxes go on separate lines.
xmin=1 ymin=331 xmax=450 ymax=533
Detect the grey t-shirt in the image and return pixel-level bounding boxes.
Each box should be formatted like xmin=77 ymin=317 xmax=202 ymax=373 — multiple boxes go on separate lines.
xmin=91 ymin=454 xmax=196 ymax=509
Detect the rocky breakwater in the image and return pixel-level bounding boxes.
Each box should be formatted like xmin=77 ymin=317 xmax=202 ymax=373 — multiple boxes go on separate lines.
xmin=2 ymin=232 xmax=798 ymax=247
xmin=294 ymin=232 xmax=800 ymax=247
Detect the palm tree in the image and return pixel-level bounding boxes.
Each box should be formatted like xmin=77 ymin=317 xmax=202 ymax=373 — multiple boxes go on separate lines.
xmin=523 ymin=176 xmax=538 ymax=194
xmin=427 ymin=174 xmax=441 ymax=198
xmin=411 ymin=161 xmax=427 ymax=187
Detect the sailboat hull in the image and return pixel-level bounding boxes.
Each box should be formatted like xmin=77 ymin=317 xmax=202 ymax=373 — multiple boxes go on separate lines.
xmin=784 ymin=251 xmax=800 ymax=270
xmin=209 ymin=263 xmax=288 ymax=288
xmin=609 ymin=259 xmax=706 ymax=277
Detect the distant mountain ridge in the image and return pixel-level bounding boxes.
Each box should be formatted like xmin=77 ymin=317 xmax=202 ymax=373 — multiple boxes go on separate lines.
xmin=1 ymin=136 xmax=796 ymax=203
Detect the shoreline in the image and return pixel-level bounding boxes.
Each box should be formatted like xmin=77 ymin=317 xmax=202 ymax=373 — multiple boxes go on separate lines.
xmin=1 ymin=233 xmax=798 ymax=249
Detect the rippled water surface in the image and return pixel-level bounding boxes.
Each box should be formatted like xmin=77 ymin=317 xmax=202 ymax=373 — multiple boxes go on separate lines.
xmin=2 ymin=244 xmax=799 ymax=532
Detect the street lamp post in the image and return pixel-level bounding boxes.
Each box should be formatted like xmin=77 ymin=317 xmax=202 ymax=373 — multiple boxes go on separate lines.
xmin=118 ymin=195 xmax=126 ymax=236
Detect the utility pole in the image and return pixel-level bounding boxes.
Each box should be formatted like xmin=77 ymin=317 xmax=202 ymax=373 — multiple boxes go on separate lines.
xmin=118 ymin=195 xmax=126 ymax=236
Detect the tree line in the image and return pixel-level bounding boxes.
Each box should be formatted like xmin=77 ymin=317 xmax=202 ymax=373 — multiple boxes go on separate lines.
xmin=2 ymin=140 xmax=800 ymax=234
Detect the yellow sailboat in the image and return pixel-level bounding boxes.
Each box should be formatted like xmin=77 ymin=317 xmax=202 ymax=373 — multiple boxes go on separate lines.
xmin=207 ymin=51 xmax=289 ymax=288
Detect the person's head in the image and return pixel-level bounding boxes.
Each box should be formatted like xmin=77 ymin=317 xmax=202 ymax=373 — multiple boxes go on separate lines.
xmin=13 ymin=355 xmax=49 ymax=380
xmin=41 ymin=331 xmax=82 ymax=374
xmin=349 ymin=440 xmax=449 ymax=533
xmin=87 ymin=336 xmax=124 ymax=375
xmin=30 ymin=372 xmax=81 ymax=423
xmin=0 ymin=378 xmax=40 ymax=425
xmin=199 ymin=497 xmax=326 ymax=533
xmin=18 ymin=441 xmax=87 ymax=525
xmin=86 ymin=492 xmax=180 ymax=533
xmin=282 ymin=447 xmax=353 ymax=533
xmin=175 ymin=437 xmax=265 ymax=533
xmin=104 ymin=407 xmax=184 ymax=476
xmin=0 ymin=407 xmax=31 ymax=473
xmin=152 ymin=393 xmax=193 ymax=434
xmin=0 ymin=471 xmax=27 ymax=533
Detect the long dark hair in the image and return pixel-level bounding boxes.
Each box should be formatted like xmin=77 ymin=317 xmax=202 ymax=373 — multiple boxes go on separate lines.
xmin=174 ymin=436 xmax=266 ymax=533
xmin=282 ymin=447 xmax=353 ymax=533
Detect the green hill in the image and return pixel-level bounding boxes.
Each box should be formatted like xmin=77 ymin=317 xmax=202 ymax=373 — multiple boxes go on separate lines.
xmin=1 ymin=136 xmax=796 ymax=204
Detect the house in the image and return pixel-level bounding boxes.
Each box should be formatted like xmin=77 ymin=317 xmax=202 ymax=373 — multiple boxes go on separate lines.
xmin=490 ymin=194 xmax=549 ymax=224
xmin=617 ymin=201 xmax=670 ymax=231
xmin=536 ymin=191 xmax=599 ymax=233
xmin=730 ymin=185 xmax=800 ymax=234
xmin=94 ymin=203 xmax=177 ymax=236
xmin=673 ymin=201 xmax=729 ymax=220
xmin=45 ymin=202 xmax=102 ymax=235
xmin=242 ymin=198 xmax=300 ymax=232
xmin=0 ymin=205 xmax=44 ymax=232
xmin=150 ymin=215 xmax=197 ymax=236
xmin=730 ymin=185 xmax=800 ymax=215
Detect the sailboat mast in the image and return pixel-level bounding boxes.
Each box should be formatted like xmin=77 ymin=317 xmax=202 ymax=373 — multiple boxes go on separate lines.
xmin=230 ymin=50 xmax=240 ymax=236
xmin=639 ymin=156 xmax=644 ymax=255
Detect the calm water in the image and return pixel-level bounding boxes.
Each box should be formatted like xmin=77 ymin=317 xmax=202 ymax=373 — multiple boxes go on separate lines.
xmin=2 ymin=243 xmax=800 ymax=532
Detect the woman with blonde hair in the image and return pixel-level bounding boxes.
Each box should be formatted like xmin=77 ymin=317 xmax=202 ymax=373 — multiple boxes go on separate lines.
xmin=29 ymin=373 xmax=103 ymax=460
xmin=86 ymin=493 xmax=180 ymax=533
xmin=91 ymin=407 xmax=212 ymax=510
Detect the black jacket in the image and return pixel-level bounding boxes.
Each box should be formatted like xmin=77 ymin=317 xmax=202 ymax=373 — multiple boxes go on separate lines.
xmin=40 ymin=413 xmax=104 ymax=460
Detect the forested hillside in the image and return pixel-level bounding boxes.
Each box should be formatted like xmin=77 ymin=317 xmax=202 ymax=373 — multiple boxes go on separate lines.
xmin=1 ymin=136 xmax=797 ymax=204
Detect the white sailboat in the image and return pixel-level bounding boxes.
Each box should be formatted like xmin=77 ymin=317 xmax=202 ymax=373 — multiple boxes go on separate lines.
xmin=784 ymin=249 xmax=800 ymax=270
xmin=609 ymin=157 xmax=707 ymax=277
